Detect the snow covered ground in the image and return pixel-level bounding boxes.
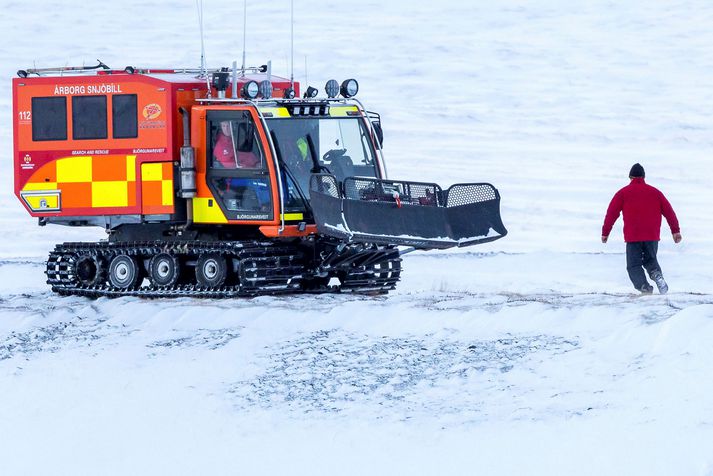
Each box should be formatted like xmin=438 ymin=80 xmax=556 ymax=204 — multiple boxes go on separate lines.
xmin=2 ymin=1 xmax=713 ymax=474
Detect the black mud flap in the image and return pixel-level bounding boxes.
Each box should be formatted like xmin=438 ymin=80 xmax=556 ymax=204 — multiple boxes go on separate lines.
xmin=309 ymin=175 xmax=507 ymax=250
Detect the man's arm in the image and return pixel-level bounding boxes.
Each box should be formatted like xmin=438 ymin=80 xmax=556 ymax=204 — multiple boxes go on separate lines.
xmin=601 ymin=191 xmax=623 ymax=243
xmin=659 ymin=191 xmax=681 ymax=243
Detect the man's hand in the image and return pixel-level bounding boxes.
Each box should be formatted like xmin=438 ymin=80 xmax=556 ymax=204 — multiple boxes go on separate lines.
xmin=601 ymin=235 xmax=608 ymax=243
xmin=673 ymin=232 xmax=682 ymax=243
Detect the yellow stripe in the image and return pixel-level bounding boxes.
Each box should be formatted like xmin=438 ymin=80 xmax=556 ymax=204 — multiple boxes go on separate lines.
xmin=141 ymin=162 xmax=163 ymax=181
xmin=192 ymin=197 xmax=228 ymax=223
xmin=283 ymin=213 xmax=304 ymax=221
xmin=92 ymin=181 xmax=128 ymax=207
xmin=56 ymin=156 xmax=92 ymax=183
xmin=126 ymin=155 xmax=136 ymax=182
xmin=161 ymin=180 xmax=174 ymax=206
xmin=329 ymin=106 xmax=359 ymax=117
xmin=23 ymin=182 xmax=58 ymax=191
xmin=260 ymin=107 xmax=290 ymax=118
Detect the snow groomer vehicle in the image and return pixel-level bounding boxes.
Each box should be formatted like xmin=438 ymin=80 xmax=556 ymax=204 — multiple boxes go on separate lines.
xmin=12 ymin=60 xmax=507 ymax=297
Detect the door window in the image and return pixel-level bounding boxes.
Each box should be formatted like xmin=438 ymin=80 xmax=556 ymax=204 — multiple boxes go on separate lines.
xmin=207 ymin=111 xmax=272 ymax=220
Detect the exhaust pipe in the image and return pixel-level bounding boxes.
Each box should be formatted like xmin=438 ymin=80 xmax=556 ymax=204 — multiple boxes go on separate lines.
xmin=178 ymin=107 xmax=196 ymax=229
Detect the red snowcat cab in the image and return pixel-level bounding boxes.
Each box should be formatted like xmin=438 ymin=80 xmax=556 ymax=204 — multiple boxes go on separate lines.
xmin=12 ymin=61 xmax=507 ymax=297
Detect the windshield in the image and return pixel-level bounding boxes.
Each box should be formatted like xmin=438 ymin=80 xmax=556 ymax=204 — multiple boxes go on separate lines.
xmin=265 ymin=116 xmax=380 ymax=203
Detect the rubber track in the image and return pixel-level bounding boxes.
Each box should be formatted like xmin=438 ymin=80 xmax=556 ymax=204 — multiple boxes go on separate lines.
xmin=46 ymin=240 xmax=402 ymax=298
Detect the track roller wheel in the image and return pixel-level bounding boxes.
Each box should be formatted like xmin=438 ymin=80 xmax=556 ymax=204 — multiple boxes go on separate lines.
xmin=148 ymin=252 xmax=180 ymax=287
xmin=75 ymin=254 xmax=106 ymax=287
xmin=108 ymin=254 xmax=142 ymax=289
xmin=195 ymin=253 xmax=228 ymax=288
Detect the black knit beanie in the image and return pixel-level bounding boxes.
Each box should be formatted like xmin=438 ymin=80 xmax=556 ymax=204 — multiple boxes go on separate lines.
xmin=629 ymin=163 xmax=645 ymax=178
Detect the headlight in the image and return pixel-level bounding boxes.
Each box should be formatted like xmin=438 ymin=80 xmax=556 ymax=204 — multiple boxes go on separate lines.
xmin=325 ymin=79 xmax=339 ymax=98
xmin=241 ymin=81 xmax=259 ymax=99
xmin=340 ymin=79 xmax=359 ymax=98
xmin=258 ymin=80 xmax=273 ymax=99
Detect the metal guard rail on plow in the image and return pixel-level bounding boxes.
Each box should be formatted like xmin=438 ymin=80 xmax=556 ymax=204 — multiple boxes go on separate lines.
xmin=309 ymin=174 xmax=508 ymax=250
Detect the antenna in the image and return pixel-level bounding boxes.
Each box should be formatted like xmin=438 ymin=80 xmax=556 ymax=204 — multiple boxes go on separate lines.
xmin=241 ymin=0 xmax=247 ymax=73
xmin=197 ymin=0 xmax=206 ymax=76
xmin=290 ymin=0 xmax=294 ymax=90
xmin=196 ymin=0 xmax=212 ymax=97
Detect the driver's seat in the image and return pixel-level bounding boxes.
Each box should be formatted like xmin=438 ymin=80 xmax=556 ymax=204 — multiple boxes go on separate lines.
xmin=330 ymin=156 xmax=354 ymax=181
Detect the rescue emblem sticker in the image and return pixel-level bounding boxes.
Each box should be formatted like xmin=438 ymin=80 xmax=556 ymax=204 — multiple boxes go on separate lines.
xmin=21 ymin=154 xmax=34 ymax=170
xmin=140 ymin=103 xmax=166 ymax=130
xmin=142 ymin=103 xmax=162 ymax=120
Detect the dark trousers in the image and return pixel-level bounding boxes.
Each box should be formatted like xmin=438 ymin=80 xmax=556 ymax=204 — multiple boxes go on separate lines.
xmin=626 ymin=241 xmax=661 ymax=290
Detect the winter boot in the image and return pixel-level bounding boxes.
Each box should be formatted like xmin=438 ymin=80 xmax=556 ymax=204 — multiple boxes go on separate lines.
xmin=638 ymin=283 xmax=654 ymax=294
xmin=650 ymin=271 xmax=668 ymax=294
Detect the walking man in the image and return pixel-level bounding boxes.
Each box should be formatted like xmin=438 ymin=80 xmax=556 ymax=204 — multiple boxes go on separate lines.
xmin=601 ymin=163 xmax=682 ymax=294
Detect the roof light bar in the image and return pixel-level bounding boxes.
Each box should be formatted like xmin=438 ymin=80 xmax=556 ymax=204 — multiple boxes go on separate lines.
xmin=290 ymin=104 xmax=330 ymax=116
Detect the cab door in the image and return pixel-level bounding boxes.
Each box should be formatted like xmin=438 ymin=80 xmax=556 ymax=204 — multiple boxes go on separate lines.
xmin=193 ymin=107 xmax=278 ymax=224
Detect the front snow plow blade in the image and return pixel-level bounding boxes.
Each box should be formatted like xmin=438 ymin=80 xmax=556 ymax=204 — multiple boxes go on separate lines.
xmin=309 ymin=175 xmax=507 ymax=250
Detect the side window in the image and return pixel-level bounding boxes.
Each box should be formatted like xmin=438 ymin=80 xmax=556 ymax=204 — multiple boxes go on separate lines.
xmin=207 ymin=111 xmax=272 ymax=219
xmin=210 ymin=113 xmax=265 ymax=169
xmin=112 ymin=94 xmax=138 ymax=139
xmin=72 ymin=95 xmax=107 ymax=140
xmin=31 ymin=97 xmax=67 ymax=141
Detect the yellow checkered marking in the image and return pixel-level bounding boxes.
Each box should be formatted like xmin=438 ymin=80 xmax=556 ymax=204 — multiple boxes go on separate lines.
xmin=161 ymin=180 xmax=173 ymax=206
xmin=23 ymin=182 xmax=58 ymax=191
xmin=141 ymin=162 xmax=174 ymax=208
xmin=141 ymin=162 xmax=164 ymax=181
xmin=193 ymin=197 xmax=228 ymax=223
xmin=56 ymin=156 xmax=92 ymax=183
xmin=92 ymin=182 xmax=128 ymax=208
xmin=126 ymin=155 xmax=136 ymax=181
xmin=22 ymin=155 xmax=140 ymax=209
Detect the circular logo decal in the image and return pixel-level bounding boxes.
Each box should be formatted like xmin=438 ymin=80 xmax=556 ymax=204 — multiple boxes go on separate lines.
xmin=142 ymin=103 xmax=162 ymax=120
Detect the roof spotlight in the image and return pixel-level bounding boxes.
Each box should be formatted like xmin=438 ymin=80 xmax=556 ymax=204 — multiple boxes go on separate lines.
xmin=303 ymin=86 xmax=319 ymax=98
xmin=258 ymin=80 xmax=273 ymax=99
xmin=340 ymin=79 xmax=359 ymax=98
xmin=325 ymin=79 xmax=339 ymax=98
xmin=241 ymin=80 xmax=259 ymax=99
xmin=284 ymin=87 xmax=296 ymax=99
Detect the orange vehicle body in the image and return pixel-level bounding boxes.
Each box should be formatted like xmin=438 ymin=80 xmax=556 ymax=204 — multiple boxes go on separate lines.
xmin=13 ymin=72 xmax=202 ymax=220
xmin=13 ymin=69 xmax=303 ymax=235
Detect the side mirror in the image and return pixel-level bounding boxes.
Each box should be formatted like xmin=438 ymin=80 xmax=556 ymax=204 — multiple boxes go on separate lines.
xmin=372 ymin=121 xmax=384 ymax=147
xmin=367 ymin=111 xmax=383 ymax=147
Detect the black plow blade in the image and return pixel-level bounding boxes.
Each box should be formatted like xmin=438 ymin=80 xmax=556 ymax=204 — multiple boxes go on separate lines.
xmin=309 ymin=175 xmax=507 ymax=250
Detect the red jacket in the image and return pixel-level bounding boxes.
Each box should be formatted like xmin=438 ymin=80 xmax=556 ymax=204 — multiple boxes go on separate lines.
xmin=213 ymin=132 xmax=260 ymax=168
xmin=602 ymin=177 xmax=680 ymax=242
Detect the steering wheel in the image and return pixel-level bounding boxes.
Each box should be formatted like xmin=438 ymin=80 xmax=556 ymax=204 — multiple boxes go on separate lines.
xmin=322 ymin=148 xmax=347 ymax=162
